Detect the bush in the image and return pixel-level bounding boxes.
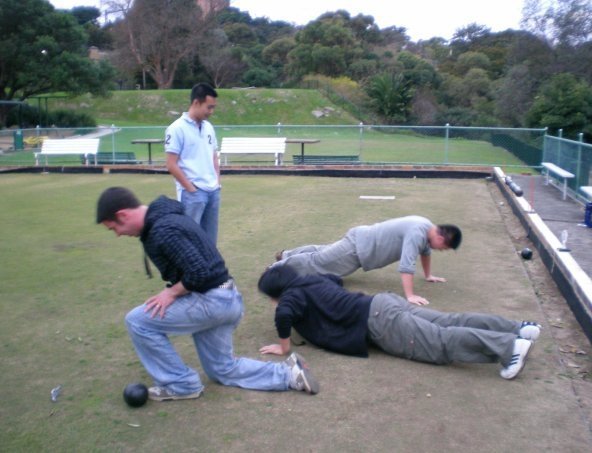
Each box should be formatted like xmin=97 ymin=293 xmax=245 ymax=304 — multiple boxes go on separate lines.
xmin=6 ymin=105 xmax=96 ymax=128
xmin=50 ymin=109 xmax=96 ymax=128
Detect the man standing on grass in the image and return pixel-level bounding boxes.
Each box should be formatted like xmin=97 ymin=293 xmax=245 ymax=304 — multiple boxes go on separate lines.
xmin=274 ymin=216 xmax=462 ymax=305
xmin=165 ymin=83 xmax=221 ymax=245
xmin=96 ymin=187 xmax=318 ymax=401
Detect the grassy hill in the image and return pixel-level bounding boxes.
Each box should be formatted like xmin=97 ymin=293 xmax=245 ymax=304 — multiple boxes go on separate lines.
xmin=51 ymin=88 xmax=360 ymax=126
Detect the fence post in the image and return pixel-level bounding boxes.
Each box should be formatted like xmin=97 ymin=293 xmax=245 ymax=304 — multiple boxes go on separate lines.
xmin=277 ymin=122 xmax=282 ymax=135
xmin=358 ymin=122 xmax=364 ymax=156
xmin=576 ymin=132 xmax=583 ymax=189
xmin=444 ymin=123 xmax=450 ymax=164
xmin=111 ymin=124 xmax=116 ymax=161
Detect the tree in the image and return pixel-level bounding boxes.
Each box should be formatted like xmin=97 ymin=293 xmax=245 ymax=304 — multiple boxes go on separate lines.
xmin=495 ymin=64 xmax=539 ymax=127
xmin=197 ymin=29 xmax=246 ymax=87
xmin=69 ymin=6 xmax=113 ymax=49
xmin=107 ymin=0 xmax=225 ymax=89
xmin=526 ymin=73 xmax=592 ymax=138
xmin=0 ymin=0 xmax=114 ymax=124
xmin=521 ymin=0 xmax=592 ymax=46
xmin=365 ymin=72 xmax=414 ymax=124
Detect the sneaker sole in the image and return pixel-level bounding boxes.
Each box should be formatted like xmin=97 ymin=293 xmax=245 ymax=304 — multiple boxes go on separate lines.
xmin=148 ymin=390 xmax=203 ymax=402
xmin=293 ymin=353 xmax=320 ymax=394
xmin=502 ymin=341 xmax=533 ymax=380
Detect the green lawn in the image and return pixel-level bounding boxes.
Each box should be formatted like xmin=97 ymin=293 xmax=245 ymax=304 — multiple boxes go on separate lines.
xmin=0 ymin=173 xmax=584 ymax=451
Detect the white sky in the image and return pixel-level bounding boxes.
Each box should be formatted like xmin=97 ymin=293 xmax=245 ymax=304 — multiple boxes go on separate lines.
xmin=49 ymin=0 xmax=525 ymax=42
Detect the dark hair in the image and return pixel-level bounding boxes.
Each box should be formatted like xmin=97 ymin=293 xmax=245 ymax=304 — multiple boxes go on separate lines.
xmin=96 ymin=187 xmax=141 ymax=223
xmin=437 ymin=224 xmax=462 ymax=250
xmin=258 ymin=265 xmax=299 ymax=299
xmin=190 ymin=83 xmax=217 ymax=104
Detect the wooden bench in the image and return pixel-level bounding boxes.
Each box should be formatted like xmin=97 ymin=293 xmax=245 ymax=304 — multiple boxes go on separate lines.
xmin=92 ymin=152 xmax=137 ymax=165
xmin=541 ymin=162 xmax=575 ymax=200
xmin=293 ymin=155 xmax=360 ymax=165
xmin=35 ymin=138 xmax=100 ymax=166
xmin=219 ymin=137 xmax=286 ymax=166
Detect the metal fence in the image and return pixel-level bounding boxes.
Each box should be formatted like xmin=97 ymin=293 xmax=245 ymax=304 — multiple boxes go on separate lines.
xmin=0 ymin=124 xmax=550 ymax=169
xmin=542 ymin=134 xmax=592 ymax=201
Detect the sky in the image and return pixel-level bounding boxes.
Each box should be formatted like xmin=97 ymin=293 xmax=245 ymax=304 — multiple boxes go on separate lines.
xmin=49 ymin=0 xmax=525 ymax=42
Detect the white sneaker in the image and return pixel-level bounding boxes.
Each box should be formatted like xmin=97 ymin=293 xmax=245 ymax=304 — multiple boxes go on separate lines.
xmin=500 ymin=338 xmax=532 ymax=380
xmin=285 ymin=352 xmax=319 ymax=395
xmin=519 ymin=321 xmax=541 ymax=341
xmin=148 ymin=386 xmax=203 ymax=401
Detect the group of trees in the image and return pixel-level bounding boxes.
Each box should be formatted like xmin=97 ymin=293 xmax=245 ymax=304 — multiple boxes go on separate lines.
xmin=2 ymin=0 xmax=592 ymax=138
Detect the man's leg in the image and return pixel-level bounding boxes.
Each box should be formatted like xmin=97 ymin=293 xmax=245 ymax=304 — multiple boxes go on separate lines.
xmin=277 ymin=234 xmax=361 ymax=276
xmin=199 ymin=188 xmax=220 ymax=245
xmin=408 ymin=305 xmax=522 ymax=334
xmin=181 ymin=189 xmax=207 ymax=227
xmin=125 ymin=297 xmax=208 ymax=396
xmin=367 ymin=293 xmax=516 ymax=365
xmin=192 ymin=286 xmax=291 ymax=391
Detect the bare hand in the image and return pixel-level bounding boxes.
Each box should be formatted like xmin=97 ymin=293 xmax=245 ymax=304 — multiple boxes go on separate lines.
xmin=407 ymin=294 xmax=430 ymax=306
xmin=144 ymin=288 xmax=176 ymax=318
xmin=426 ymin=275 xmax=446 ymax=283
xmin=259 ymin=344 xmax=284 ymax=355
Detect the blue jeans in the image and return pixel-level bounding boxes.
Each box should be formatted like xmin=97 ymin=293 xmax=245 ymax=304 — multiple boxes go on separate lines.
xmin=181 ymin=187 xmax=220 ymax=245
xmin=124 ymin=285 xmax=290 ymax=395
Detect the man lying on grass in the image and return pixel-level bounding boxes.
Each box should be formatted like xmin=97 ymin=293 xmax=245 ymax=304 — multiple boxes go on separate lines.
xmin=258 ymin=264 xmax=540 ymax=380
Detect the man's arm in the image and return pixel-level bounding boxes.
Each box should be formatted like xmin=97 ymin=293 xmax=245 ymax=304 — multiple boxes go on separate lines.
xmin=213 ymin=149 xmax=220 ymax=185
xmin=259 ymin=337 xmax=291 ymax=355
xmin=401 ymin=272 xmax=429 ymax=306
xmin=420 ymin=254 xmax=446 ymax=282
xmin=166 ymin=153 xmax=196 ymax=193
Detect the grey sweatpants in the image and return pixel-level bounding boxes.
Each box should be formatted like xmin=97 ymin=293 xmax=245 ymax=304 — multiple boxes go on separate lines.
xmin=367 ymin=293 xmax=519 ymax=367
xmin=277 ymin=231 xmax=361 ymax=276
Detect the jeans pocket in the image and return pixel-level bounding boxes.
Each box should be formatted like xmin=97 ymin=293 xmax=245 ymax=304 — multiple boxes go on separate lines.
xmin=185 ymin=297 xmax=212 ymax=323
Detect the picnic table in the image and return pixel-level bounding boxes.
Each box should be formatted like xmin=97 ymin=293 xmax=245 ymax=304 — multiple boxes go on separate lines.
xmin=131 ymin=138 xmax=164 ymax=164
xmin=286 ymin=138 xmax=320 ymax=159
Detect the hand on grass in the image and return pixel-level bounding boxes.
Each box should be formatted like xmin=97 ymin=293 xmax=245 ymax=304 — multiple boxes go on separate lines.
xmin=259 ymin=344 xmax=284 ymax=355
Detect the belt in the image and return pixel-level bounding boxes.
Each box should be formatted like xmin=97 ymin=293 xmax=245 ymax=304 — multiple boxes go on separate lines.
xmin=218 ymin=279 xmax=234 ymax=289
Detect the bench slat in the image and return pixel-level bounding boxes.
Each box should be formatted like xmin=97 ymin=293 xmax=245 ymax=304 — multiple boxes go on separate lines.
xmin=541 ymin=161 xmax=575 ymax=200
xmin=541 ymin=162 xmax=575 ymax=178
xmin=580 ymin=186 xmax=592 ymax=199
xmin=293 ymin=155 xmax=360 ymax=165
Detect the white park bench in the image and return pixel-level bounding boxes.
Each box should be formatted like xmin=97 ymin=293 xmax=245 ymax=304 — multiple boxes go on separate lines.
xmin=219 ymin=137 xmax=286 ymax=166
xmin=580 ymin=186 xmax=592 ymax=201
xmin=541 ymin=161 xmax=575 ymax=200
xmin=34 ymin=138 xmax=100 ymax=166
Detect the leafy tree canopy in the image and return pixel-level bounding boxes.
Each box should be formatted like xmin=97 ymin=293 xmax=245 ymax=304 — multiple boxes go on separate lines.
xmin=0 ymin=0 xmax=114 ymax=104
xmin=526 ymin=73 xmax=592 ymax=137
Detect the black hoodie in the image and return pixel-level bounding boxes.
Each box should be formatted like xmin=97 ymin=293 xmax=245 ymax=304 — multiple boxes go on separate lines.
xmin=259 ymin=265 xmax=373 ymax=357
xmin=141 ymin=196 xmax=229 ymax=293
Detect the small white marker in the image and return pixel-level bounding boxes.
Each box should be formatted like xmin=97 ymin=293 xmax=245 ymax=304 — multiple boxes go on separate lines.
xmin=359 ymin=195 xmax=395 ymax=200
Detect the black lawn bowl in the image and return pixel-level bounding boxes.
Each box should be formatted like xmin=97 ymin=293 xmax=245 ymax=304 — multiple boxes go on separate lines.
xmin=520 ymin=248 xmax=533 ymax=260
xmin=123 ymin=382 xmax=149 ymax=408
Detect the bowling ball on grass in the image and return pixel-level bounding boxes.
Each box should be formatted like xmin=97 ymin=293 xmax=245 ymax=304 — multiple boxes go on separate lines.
xmin=520 ymin=248 xmax=533 ymax=260
xmin=123 ymin=382 xmax=148 ymax=407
